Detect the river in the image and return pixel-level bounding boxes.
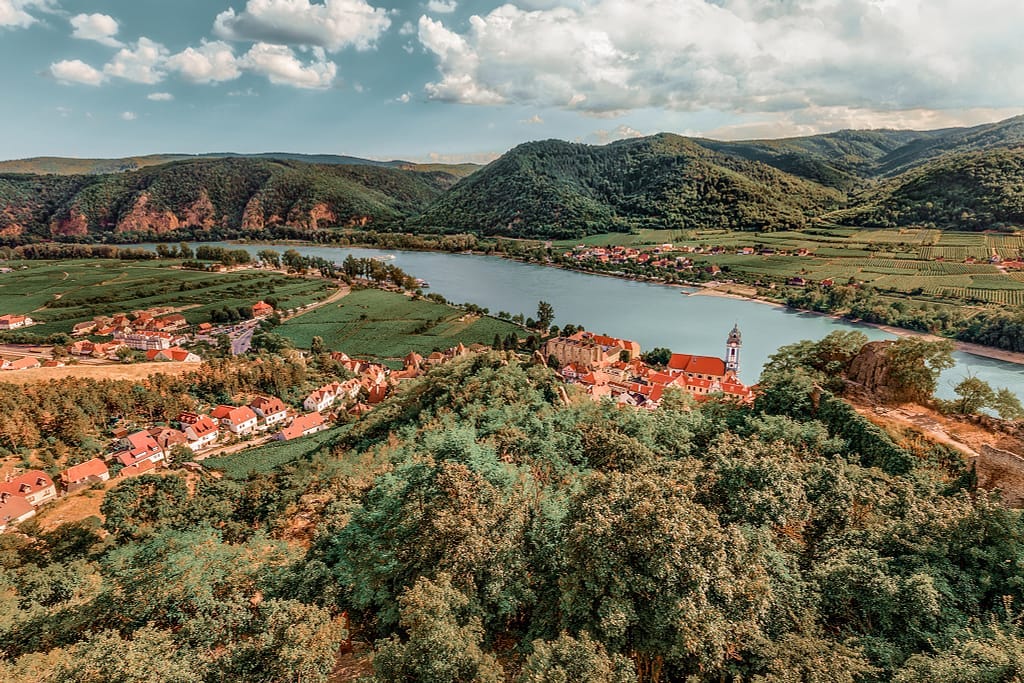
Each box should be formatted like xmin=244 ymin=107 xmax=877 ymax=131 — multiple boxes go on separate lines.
xmin=135 ymin=242 xmax=1024 ymax=400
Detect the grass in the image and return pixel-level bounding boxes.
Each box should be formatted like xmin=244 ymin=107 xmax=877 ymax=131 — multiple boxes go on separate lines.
xmin=0 ymin=259 xmax=336 ymax=335
xmin=203 ymin=426 xmax=345 ymax=479
xmin=276 ymin=288 xmax=522 ymax=361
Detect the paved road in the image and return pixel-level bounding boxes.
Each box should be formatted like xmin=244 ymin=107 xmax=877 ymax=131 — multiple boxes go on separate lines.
xmin=231 ymin=325 xmax=256 ymax=356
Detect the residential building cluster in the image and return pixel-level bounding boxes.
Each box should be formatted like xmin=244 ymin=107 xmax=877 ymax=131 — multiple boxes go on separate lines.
xmin=545 ymin=327 xmax=752 ymax=409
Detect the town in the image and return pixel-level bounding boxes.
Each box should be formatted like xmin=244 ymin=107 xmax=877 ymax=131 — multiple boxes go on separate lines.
xmin=0 ymin=318 xmax=753 ymax=531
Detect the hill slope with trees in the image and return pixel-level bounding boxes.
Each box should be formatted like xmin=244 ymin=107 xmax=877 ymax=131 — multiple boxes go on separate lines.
xmin=414 ymin=135 xmax=844 ymax=238
xmin=4 ymin=115 xmax=1024 ymax=241
xmin=0 ymin=158 xmax=459 ymax=239
xmin=2 ymin=344 xmax=1023 ymax=682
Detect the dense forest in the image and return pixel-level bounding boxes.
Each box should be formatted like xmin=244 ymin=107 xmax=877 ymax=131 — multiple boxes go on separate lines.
xmin=412 ymin=135 xmax=844 ymax=237
xmin=3 ymin=115 xmax=1024 ymax=241
xmin=2 ymin=339 xmax=1023 ymax=682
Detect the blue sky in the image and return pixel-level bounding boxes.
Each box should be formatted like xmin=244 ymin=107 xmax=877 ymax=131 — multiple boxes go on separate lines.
xmin=1 ymin=0 xmax=1022 ymax=162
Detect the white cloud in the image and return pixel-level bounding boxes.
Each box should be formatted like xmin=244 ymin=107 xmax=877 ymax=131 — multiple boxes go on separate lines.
xmin=241 ymin=43 xmax=337 ymax=89
xmin=70 ymin=13 xmax=122 ymax=47
xmin=227 ymin=87 xmax=259 ymax=96
xmin=147 ymin=92 xmax=174 ymax=101
xmin=399 ymin=20 xmax=415 ymax=35
xmin=415 ymin=0 xmax=1024 ymax=123
xmin=396 ymin=91 xmax=411 ymax=103
xmin=166 ymin=40 xmax=241 ymax=83
xmin=426 ymin=0 xmax=457 ymax=13
xmin=50 ymin=59 xmax=106 ymax=86
xmin=519 ymin=114 xmax=544 ymax=125
xmin=120 ymin=111 xmax=137 ymax=121
xmin=103 ymin=37 xmax=168 ymax=84
xmin=585 ymin=124 xmax=644 ymax=145
xmin=214 ymin=0 xmax=391 ymax=51
xmin=55 ymin=105 xmax=71 ymax=117
xmin=0 ymin=0 xmax=50 ymax=29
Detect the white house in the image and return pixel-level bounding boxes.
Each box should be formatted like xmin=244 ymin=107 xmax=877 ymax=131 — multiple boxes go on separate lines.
xmin=183 ymin=415 xmax=219 ymax=451
xmin=250 ymin=396 xmax=289 ymax=427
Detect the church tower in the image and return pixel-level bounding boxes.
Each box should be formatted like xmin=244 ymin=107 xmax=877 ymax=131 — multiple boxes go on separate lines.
xmin=725 ymin=324 xmax=741 ymax=375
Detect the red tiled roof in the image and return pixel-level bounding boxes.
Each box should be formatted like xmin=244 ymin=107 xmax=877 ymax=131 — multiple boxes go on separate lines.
xmin=279 ymin=412 xmax=325 ymax=440
xmin=251 ymin=396 xmax=288 ymax=415
xmin=224 ymin=406 xmax=257 ymax=425
xmin=667 ymin=353 xmax=726 ymax=376
xmin=62 ymin=458 xmax=109 ymax=484
xmin=0 ymin=494 xmax=34 ymax=524
xmin=187 ymin=416 xmax=218 ymax=438
xmin=210 ymin=405 xmax=233 ymax=420
xmin=0 ymin=470 xmax=54 ymax=497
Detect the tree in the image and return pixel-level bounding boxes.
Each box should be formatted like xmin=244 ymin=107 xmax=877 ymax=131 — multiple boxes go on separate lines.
xmin=101 ymin=474 xmax=191 ymax=540
xmin=257 ymin=249 xmax=281 ymax=269
xmin=310 ymin=335 xmax=326 ymax=355
xmin=993 ymin=387 xmax=1024 ymax=420
xmin=640 ymin=347 xmax=672 ymax=367
xmin=178 ymin=241 xmax=193 ymax=259
xmin=517 ymin=632 xmax=637 ymax=683
xmin=559 ymin=470 xmax=771 ymax=681
xmin=951 ymin=376 xmax=996 ymax=415
xmin=887 ymin=338 xmax=955 ymax=403
xmin=536 ymin=301 xmax=555 ymax=331
xmin=372 ymin=574 xmax=504 ymax=683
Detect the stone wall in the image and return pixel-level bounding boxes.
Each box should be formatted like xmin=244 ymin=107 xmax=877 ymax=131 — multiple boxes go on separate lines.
xmin=973 ymin=445 xmax=1024 ymax=507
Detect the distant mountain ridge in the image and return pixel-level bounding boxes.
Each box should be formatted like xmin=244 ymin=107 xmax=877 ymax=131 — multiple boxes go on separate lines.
xmin=2 ymin=113 xmax=1024 ymax=240
xmin=0 ymin=152 xmax=481 ymax=178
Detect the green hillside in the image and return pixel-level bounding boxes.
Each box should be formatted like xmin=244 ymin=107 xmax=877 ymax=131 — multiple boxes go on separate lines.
xmin=415 ymin=134 xmax=844 ymax=238
xmin=0 ymin=158 xmax=458 ymax=238
xmin=830 ymin=147 xmax=1024 ymax=230
xmin=696 ymin=129 xmax=940 ymax=189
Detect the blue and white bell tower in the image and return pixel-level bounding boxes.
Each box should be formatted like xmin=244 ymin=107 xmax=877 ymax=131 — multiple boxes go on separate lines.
xmin=725 ymin=324 xmax=741 ymax=375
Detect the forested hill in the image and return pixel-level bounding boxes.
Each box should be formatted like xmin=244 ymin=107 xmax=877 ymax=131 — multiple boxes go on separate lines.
xmin=413 ymin=135 xmax=844 ymax=238
xmin=828 ymin=147 xmax=1024 ymax=230
xmin=4 ymin=114 xmax=1024 ymax=241
xmin=0 ymin=158 xmax=459 ymax=238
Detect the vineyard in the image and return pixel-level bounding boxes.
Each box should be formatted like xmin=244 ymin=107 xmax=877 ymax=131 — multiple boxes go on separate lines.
xmin=932 ymin=288 xmax=1024 ymax=305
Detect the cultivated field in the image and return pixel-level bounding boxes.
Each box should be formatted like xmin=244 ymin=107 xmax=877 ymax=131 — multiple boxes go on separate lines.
xmin=555 ymin=226 xmax=1024 ymax=307
xmin=0 ymin=361 xmax=195 ymax=384
xmin=275 ymin=288 xmax=521 ymax=361
xmin=0 ymin=259 xmax=335 ymax=335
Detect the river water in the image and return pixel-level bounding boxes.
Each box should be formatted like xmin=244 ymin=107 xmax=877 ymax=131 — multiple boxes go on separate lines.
xmin=135 ymin=242 xmax=1024 ymax=400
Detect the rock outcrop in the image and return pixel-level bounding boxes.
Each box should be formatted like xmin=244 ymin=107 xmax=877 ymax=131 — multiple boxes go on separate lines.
xmin=50 ymin=209 xmax=89 ymax=237
xmin=846 ymin=340 xmax=895 ymax=399
xmin=116 ymin=193 xmax=181 ymax=234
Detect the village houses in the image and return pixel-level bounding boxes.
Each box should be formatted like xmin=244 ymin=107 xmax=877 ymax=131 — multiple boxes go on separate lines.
xmin=0 ymin=314 xmax=34 ymax=330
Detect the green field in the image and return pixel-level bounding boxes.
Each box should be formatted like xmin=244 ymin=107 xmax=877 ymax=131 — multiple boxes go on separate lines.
xmin=555 ymin=225 xmax=1024 ymax=307
xmin=203 ymin=426 xmax=345 ymax=479
xmin=0 ymin=260 xmax=335 ymax=335
xmin=276 ymin=288 xmax=521 ymax=361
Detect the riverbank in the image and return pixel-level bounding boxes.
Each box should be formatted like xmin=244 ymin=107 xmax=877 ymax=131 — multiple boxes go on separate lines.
xmin=688 ymin=287 xmax=1024 ymax=366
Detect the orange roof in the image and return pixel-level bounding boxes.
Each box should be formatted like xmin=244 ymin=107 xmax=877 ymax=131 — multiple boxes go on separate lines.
xmin=62 ymin=458 xmax=109 ymax=484
xmin=251 ymin=396 xmax=288 ymax=415
xmin=7 ymin=357 xmax=40 ymax=370
xmin=279 ymin=412 xmax=325 ymax=440
xmin=0 ymin=494 xmax=34 ymax=524
xmin=120 ymin=458 xmax=160 ymax=477
xmin=210 ymin=404 xmax=234 ymax=419
xmin=667 ymin=353 xmax=726 ymax=376
xmin=224 ymin=406 xmax=257 ymax=425
xmin=0 ymin=470 xmax=54 ymax=497
xmin=187 ymin=416 xmax=218 ymax=438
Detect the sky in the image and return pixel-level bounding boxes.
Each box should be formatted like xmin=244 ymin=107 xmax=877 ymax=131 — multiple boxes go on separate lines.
xmin=0 ymin=0 xmax=1022 ymax=162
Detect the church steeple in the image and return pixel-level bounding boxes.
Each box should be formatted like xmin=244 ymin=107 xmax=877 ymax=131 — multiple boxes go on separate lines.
xmin=725 ymin=324 xmax=741 ymax=375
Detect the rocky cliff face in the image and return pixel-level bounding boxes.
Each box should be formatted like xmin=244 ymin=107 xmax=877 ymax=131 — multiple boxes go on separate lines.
xmin=50 ymin=209 xmax=89 ymax=237
xmin=846 ymin=341 xmax=895 ymax=399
